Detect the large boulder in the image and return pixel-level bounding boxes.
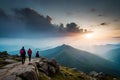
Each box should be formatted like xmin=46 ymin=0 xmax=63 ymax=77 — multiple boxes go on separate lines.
xmin=15 ymin=63 xmax=39 ymax=80
xmin=37 ymin=58 xmax=60 ymax=76
xmin=48 ymin=59 xmax=60 ymax=73
xmin=1 ymin=74 xmax=23 ymax=80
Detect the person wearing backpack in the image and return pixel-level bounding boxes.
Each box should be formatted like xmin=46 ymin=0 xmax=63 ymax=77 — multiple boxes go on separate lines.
xmin=36 ymin=51 xmax=40 ymax=58
xmin=20 ymin=46 xmax=26 ymax=64
xmin=27 ymin=48 xmax=32 ymax=62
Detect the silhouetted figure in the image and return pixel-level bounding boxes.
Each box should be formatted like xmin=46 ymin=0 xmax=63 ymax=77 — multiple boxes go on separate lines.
xmin=20 ymin=46 xmax=26 ymax=64
xmin=27 ymin=48 xmax=32 ymax=62
xmin=36 ymin=51 xmax=40 ymax=58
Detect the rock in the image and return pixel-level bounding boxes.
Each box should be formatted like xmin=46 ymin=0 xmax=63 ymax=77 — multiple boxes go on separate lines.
xmin=89 ymin=71 xmax=99 ymax=77
xmin=16 ymin=64 xmax=39 ymax=80
xmin=5 ymin=59 xmax=17 ymax=64
xmin=16 ymin=77 xmax=22 ymax=80
xmin=0 ymin=58 xmax=40 ymax=80
xmin=0 ymin=69 xmax=8 ymax=77
xmin=37 ymin=58 xmax=60 ymax=76
xmin=1 ymin=74 xmax=16 ymax=80
xmin=3 ymin=63 xmax=20 ymax=69
xmin=48 ymin=65 xmax=56 ymax=76
xmin=38 ymin=60 xmax=49 ymax=75
xmin=48 ymin=59 xmax=60 ymax=72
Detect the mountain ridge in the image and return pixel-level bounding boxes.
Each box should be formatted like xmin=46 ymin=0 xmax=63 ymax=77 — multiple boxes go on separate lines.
xmin=40 ymin=44 xmax=120 ymax=76
xmin=105 ymin=48 xmax=120 ymax=65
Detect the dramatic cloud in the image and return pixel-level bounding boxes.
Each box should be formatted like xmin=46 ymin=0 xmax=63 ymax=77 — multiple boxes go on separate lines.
xmin=58 ymin=23 xmax=88 ymax=33
xmin=100 ymin=22 xmax=107 ymax=26
xmin=0 ymin=7 xmax=89 ymax=38
xmin=14 ymin=8 xmax=55 ymax=32
xmin=66 ymin=22 xmax=80 ymax=32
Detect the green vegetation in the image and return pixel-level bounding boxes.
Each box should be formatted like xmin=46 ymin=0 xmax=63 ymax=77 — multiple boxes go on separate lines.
xmin=38 ymin=66 xmax=93 ymax=80
xmin=38 ymin=66 xmax=120 ymax=80
xmin=39 ymin=71 xmax=51 ymax=80
xmin=51 ymin=66 xmax=88 ymax=80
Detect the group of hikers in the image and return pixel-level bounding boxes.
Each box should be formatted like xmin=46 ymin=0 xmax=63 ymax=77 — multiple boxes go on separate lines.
xmin=20 ymin=46 xmax=40 ymax=64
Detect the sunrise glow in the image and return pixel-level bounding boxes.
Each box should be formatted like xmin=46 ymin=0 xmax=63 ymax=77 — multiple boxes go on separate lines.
xmin=85 ymin=33 xmax=94 ymax=39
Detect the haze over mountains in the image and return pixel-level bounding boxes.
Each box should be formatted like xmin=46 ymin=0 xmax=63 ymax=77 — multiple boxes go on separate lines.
xmin=40 ymin=44 xmax=120 ymax=76
xmin=92 ymin=43 xmax=120 ymax=56
xmin=105 ymin=48 xmax=120 ymax=65
xmin=92 ymin=43 xmax=120 ymax=65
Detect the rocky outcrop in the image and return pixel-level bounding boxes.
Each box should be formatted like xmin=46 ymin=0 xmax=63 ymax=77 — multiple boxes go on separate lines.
xmin=15 ymin=63 xmax=39 ymax=80
xmin=0 ymin=58 xmax=60 ymax=80
xmin=36 ymin=58 xmax=60 ymax=76
xmin=0 ymin=59 xmax=40 ymax=80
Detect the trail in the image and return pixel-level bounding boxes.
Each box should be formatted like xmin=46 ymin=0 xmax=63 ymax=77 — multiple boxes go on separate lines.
xmin=0 ymin=58 xmax=40 ymax=80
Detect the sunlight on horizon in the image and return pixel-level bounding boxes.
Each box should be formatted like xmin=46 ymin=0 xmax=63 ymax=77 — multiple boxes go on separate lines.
xmin=85 ymin=33 xmax=94 ymax=39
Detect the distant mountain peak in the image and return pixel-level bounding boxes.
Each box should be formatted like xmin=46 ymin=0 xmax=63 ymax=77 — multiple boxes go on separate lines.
xmin=59 ymin=44 xmax=73 ymax=49
xmin=61 ymin=44 xmax=70 ymax=47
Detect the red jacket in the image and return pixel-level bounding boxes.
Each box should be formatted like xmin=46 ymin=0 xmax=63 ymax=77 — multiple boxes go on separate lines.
xmin=27 ymin=48 xmax=32 ymax=55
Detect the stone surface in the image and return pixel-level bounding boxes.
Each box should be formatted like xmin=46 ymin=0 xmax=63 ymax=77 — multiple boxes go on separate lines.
xmin=0 ymin=69 xmax=8 ymax=76
xmin=37 ymin=58 xmax=60 ymax=76
xmin=1 ymin=75 xmax=16 ymax=80
xmin=5 ymin=59 xmax=17 ymax=63
xmin=0 ymin=58 xmax=40 ymax=80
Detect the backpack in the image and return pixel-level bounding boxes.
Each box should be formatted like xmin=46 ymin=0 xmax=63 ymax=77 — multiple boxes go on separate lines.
xmin=20 ymin=49 xmax=24 ymax=55
xmin=28 ymin=49 xmax=32 ymax=55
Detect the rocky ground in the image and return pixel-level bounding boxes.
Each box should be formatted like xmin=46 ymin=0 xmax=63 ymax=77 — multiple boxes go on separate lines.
xmin=0 ymin=51 xmax=120 ymax=80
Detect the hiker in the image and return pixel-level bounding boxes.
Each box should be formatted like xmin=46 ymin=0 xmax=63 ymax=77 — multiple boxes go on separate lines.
xmin=27 ymin=48 xmax=32 ymax=62
xmin=36 ymin=51 xmax=40 ymax=58
xmin=20 ymin=46 xmax=26 ymax=64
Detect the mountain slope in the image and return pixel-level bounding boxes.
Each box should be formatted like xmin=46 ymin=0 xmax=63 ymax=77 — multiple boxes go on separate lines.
xmin=105 ymin=48 xmax=120 ymax=64
xmin=41 ymin=44 xmax=120 ymax=76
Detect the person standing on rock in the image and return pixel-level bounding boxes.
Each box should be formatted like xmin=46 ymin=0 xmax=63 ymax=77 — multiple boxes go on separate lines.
xmin=20 ymin=46 xmax=26 ymax=64
xmin=27 ymin=48 xmax=32 ymax=62
xmin=36 ymin=51 xmax=40 ymax=58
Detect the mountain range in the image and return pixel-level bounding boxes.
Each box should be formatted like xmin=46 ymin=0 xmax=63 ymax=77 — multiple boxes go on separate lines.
xmin=93 ymin=44 xmax=120 ymax=66
xmin=105 ymin=48 xmax=120 ymax=65
xmin=92 ymin=43 xmax=120 ymax=56
xmin=40 ymin=44 xmax=120 ymax=76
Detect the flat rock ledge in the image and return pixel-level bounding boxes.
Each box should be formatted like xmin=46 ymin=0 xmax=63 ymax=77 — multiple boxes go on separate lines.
xmin=0 ymin=59 xmax=40 ymax=80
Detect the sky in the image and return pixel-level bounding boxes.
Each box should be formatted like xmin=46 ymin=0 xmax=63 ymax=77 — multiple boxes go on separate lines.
xmin=0 ymin=0 xmax=120 ymax=52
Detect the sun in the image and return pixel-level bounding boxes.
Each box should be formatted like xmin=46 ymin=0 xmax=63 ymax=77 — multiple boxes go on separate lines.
xmin=85 ymin=33 xmax=93 ymax=39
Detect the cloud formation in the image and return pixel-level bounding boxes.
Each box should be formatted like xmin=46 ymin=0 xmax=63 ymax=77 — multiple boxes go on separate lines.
xmin=66 ymin=22 xmax=80 ymax=32
xmin=14 ymin=8 xmax=54 ymax=32
xmin=100 ymin=22 xmax=107 ymax=26
xmin=0 ymin=8 xmax=89 ymax=38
